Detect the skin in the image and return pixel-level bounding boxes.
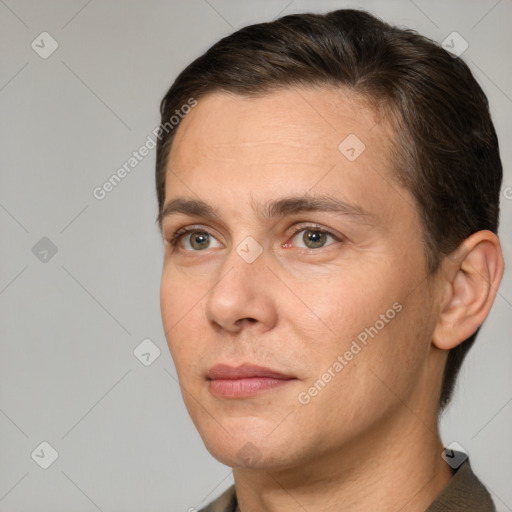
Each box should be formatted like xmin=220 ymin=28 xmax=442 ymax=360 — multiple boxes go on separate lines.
xmin=159 ymin=87 xmax=504 ymax=511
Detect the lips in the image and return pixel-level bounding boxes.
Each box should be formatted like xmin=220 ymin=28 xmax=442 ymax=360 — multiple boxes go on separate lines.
xmin=207 ymin=363 xmax=296 ymax=399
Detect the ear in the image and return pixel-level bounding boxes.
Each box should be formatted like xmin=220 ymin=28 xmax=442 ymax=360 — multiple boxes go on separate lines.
xmin=432 ymin=230 xmax=504 ymax=350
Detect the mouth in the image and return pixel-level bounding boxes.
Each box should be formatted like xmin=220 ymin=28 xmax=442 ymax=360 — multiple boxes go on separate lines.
xmin=207 ymin=363 xmax=297 ymax=399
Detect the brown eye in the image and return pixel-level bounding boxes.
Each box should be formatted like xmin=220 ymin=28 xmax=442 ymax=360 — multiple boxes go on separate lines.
xmin=303 ymin=230 xmax=327 ymax=248
xmin=188 ymin=231 xmax=211 ymax=250
xmin=290 ymin=228 xmax=337 ymax=249
xmin=173 ymin=229 xmax=222 ymax=251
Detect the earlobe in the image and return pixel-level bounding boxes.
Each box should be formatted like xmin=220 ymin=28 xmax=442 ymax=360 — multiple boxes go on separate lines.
xmin=432 ymin=230 xmax=504 ymax=351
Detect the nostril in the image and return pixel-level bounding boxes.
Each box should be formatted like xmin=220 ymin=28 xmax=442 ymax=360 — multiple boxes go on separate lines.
xmin=238 ymin=317 xmax=257 ymax=325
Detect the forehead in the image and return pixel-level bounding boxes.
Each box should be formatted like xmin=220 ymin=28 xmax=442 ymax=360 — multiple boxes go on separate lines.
xmin=169 ymin=87 xmax=390 ymax=169
xmin=164 ymin=87 xmax=411 ymax=227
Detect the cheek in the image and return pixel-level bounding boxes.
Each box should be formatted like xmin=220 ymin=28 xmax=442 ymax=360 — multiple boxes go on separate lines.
xmin=348 ymin=278 xmax=435 ymax=400
xmin=292 ymin=260 xmax=427 ymax=377
xmin=293 ymin=270 xmax=396 ymax=346
xmin=160 ymin=266 xmax=205 ymax=362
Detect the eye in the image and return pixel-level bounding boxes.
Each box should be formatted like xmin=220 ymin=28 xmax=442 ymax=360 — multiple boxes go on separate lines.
xmin=170 ymin=228 xmax=222 ymax=251
xmin=289 ymin=227 xmax=339 ymax=249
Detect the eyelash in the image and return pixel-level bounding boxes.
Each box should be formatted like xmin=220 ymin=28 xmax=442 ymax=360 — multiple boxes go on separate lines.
xmin=168 ymin=225 xmax=204 ymax=247
xmin=285 ymin=224 xmax=340 ymax=248
xmin=167 ymin=224 xmax=341 ymax=249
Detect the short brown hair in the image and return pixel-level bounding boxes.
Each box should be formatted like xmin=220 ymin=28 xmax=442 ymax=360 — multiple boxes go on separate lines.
xmin=155 ymin=9 xmax=502 ymax=408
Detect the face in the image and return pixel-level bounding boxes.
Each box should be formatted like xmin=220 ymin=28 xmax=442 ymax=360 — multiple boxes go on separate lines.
xmin=160 ymin=88 xmax=442 ymax=471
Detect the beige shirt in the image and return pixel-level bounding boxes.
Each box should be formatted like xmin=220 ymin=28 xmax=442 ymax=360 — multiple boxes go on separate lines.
xmin=198 ymin=459 xmax=495 ymax=511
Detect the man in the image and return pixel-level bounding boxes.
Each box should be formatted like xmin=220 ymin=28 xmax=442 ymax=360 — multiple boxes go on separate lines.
xmin=156 ymin=9 xmax=504 ymax=511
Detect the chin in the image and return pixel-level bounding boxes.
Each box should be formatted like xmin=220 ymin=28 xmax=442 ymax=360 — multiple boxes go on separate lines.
xmin=199 ymin=426 xmax=295 ymax=470
xmin=208 ymin=442 xmax=292 ymax=470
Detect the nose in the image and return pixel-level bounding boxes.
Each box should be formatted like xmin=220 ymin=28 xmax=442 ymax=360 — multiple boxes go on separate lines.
xmin=204 ymin=248 xmax=278 ymax=335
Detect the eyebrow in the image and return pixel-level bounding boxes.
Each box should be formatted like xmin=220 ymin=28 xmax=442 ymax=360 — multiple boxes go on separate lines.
xmin=158 ymin=195 xmax=374 ymax=228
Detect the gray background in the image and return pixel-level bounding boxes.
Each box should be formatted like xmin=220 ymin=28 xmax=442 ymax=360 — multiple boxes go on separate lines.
xmin=0 ymin=0 xmax=511 ymax=510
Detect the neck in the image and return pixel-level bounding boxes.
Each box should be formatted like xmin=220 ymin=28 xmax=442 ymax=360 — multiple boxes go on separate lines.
xmin=233 ymin=409 xmax=452 ymax=512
